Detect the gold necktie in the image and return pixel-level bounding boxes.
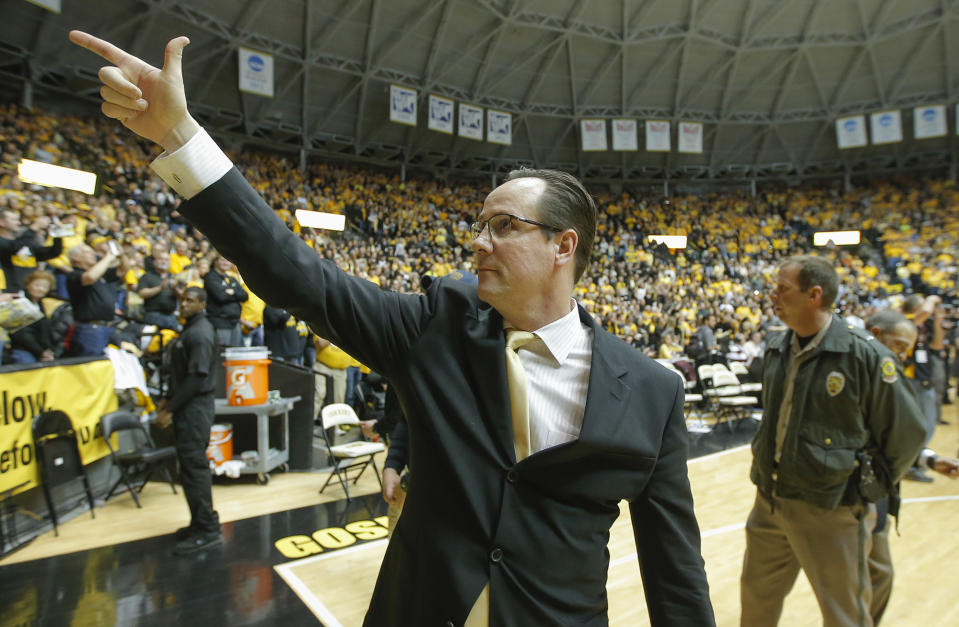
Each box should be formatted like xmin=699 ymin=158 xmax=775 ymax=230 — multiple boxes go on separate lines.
xmin=463 ymin=330 xmax=537 ymax=627
xmin=506 ymin=329 xmax=537 ymax=462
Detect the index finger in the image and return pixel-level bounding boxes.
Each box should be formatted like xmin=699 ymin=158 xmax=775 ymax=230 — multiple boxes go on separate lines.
xmin=70 ymin=30 xmax=124 ymax=63
xmin=69 ymin=30 xmax=147 ymax=77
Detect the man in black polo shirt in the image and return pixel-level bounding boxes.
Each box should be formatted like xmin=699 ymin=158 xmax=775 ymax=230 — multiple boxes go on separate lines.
xmin=137 ymin=248 xmax=180 ymax=331
xmin=66 ymin=243 xmax=126 ymax=356
xmin=204 ymin=254 xmax=247 ymax=346
xmin=156 ymin=286 xmax=221 ymax=555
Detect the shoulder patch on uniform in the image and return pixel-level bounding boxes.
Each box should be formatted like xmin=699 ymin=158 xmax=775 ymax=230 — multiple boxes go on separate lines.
xmin=880 ymin=356 xmax=898 ymax=383
xmin=826 ymin=371 xmax=845 ymax=396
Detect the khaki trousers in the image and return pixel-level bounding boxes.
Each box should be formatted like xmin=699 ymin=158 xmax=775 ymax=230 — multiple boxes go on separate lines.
xmin=867 ymin=523 xmax=893 ymax=625
xmin=740 ymin=491 xmax=876 ymax=627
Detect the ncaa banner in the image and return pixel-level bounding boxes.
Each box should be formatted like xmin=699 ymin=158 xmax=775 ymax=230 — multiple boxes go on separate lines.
xmin=914 ymin=105 xmax=946 ymax=139
xmin=27 ymin=0 xmax=60 ymax=12
xmin=678 ymin=122 xmax=703 ymax=154
xmin=0 ymin=360 xmax=118 ymax=493
xmin=459 ymin=103 xmax=484 ymax=140
xmin=646 ymin=120 xmax=671 ymax=152
xmin=836 ymin=115 xmax=867 ymax=149
xmin=428 ymin=95 xmax=454 ymax=134
xmin=580 ymin=119 xmax=607 ymax=151
xmin=612 ymin=119 xmax=638 ymax=151
xmin=389 ymin=85 xmax=417 ymax=126
xmin=487 ymin=109 xmax=512 ymax=145
xmin=870 ymin=110 xmax=902 ymax=145
xmin=238 ymin=47 xmax=274 ymax=97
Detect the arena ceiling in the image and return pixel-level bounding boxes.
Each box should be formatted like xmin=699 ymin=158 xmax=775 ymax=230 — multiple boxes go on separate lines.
xmin=2 ymin=0 xmax=959 ymax=185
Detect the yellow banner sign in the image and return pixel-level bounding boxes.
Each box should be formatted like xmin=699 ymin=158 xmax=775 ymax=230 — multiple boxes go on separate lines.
xmin=1 ymin=360 xmax=118 ymax=493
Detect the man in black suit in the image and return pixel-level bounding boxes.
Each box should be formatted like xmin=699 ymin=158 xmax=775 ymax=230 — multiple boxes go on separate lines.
xmin=71 ymin=31 xmax=714 ymax=626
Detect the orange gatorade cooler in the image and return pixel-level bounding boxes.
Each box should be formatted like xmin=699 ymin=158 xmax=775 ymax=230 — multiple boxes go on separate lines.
xmin=207 ymin=423 xmax=234 ymax=466
xmin=224 ymin=347 xmax=271 ymax=406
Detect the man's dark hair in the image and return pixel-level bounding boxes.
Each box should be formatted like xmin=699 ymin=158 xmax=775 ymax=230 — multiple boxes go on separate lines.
xmin=183 ymin=285 xmax=207 ymax=303
xmin=505 ymin=168 xmax=597 ymax=282
xmin=866 ymin=308 xmax=908 ymax=333
xmin=781 ymin=255 xmax=839 ymax=309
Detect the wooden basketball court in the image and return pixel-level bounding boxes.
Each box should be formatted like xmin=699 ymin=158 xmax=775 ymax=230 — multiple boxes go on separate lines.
xmin=3 ymin=408 xmax=957 ymax=626
xmin=275 ymin=410 xmax=959 ymax=626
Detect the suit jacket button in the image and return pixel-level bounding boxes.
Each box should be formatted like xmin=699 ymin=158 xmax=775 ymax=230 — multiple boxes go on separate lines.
xmin=490 ymin=547 xmax=504 ymax=563
xmin=506 ymin=469 xmax=518 ymax=483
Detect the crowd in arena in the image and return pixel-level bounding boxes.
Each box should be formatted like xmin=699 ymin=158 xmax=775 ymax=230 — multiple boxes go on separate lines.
xmin=1 ymin=103 xmax=957 ymax=377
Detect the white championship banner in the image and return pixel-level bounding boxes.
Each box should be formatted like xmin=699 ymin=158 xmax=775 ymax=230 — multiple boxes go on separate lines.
xmin=836 ymin=115 xmax=867 ymax=149
xmin=487 ymin=109 xmax=512 ymax=145
xmin=459 ymin=103 xmax=484 ymax=140
xmin=238 ymin=47 xmax=274 ymax=97
xmin=646 ymin=120 xmax=671 ymax=152
xmin=914 ymin=105 xmax=946 ymax=139
xmin=428 ymin=95 xmax=454 ymax=134
xmin=612 ymin=119 xmax=638 ymax=151
xmin=389 ymin=85 xmax=417 ymax=126
xmin=870 ymin=110 xmax=902 ymax=145
xmin=678 ymin=122 xmax=703 ymax=154
xmin=580 ymin=119 xmax=607 ymax=151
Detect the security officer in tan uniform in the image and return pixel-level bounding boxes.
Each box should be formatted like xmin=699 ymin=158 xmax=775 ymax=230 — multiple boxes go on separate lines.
xmin=740 ymin=255 xmax=926 ymax=627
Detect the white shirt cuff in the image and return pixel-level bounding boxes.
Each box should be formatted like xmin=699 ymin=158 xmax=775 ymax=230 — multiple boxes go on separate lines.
xmin=150 ymin=128 xmax=233 ymax=200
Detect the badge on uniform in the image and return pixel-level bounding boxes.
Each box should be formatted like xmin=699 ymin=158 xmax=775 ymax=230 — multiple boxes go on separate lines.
xmin=880 ymin=356 xmax=898 ymax=383
xmin=826 ymin=371 xmax=845 ymax=396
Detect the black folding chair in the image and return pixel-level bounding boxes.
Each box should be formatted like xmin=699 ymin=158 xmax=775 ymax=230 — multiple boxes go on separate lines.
xmin=32 ymin=410 xmax=96 ymax=536
xmin=100 ymin=410 xmax=178 ymax=507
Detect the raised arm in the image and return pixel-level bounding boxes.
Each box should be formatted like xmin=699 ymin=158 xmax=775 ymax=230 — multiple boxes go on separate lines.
xmin=68 ymin=30 xmax=199 ymax=153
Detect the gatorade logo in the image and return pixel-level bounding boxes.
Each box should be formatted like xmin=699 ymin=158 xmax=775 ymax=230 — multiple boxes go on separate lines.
xmin=229 ymin=365 xmax=256 ymax=402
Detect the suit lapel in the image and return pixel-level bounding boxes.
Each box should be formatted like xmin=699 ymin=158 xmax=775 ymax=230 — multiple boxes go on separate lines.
xmin=577 ymin=326 xmax=631 ymax=447
xmin=463 ymin=304 xmax=517 ymax=463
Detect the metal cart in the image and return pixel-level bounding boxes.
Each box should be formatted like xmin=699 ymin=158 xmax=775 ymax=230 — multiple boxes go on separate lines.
xmin=213 ymin=396 xmax=301 ymax=485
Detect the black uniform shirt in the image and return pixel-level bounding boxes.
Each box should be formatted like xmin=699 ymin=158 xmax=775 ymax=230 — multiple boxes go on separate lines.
xmin=167 ymin=312 xmax=217 ymax=414
xmin=67 ymin=267 xmax=120 ymax=322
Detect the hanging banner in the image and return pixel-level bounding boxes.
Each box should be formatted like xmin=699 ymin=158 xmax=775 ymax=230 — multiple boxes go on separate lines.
xmin=678 ymin=122 xmax=703 ymax=154
xmin=389 ymin=85 xmax=417 ymax=126
xmin=0 ymin=359 xmax=118 ymax=493
xmin=836 ymin=115 xmax=867 ymax=149
xmin=580 ymin=119 xmax=607 ymax=151
xmin=428 ymin=95 xmax=454 ymax=134
xmin=870 ymin=110 xmax=902 ymax=145
xmin=238 ymin=47 xmax=274 ymax=98
xmin=487 ymin=109 xmax=512 ymax=145
xmin=645 ymin=120 xmax=671 ymax=152
xmin=459 ymin=103 xmax=484 ymax=140
xmin=27 ymin=0 xmax=61 ymax=13
xmin=914 ymin=105 xmax=946 ymax=139
xmin=612 ymin=119 xmax=638 ymax=151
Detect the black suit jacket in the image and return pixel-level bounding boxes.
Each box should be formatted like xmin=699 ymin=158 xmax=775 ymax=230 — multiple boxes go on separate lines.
xmin=180 ymin=168 xmax=714 ymax=626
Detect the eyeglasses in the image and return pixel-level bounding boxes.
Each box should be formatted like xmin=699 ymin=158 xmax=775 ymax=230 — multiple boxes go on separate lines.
xmin=469 ymin=213 xmax=561 ymax=241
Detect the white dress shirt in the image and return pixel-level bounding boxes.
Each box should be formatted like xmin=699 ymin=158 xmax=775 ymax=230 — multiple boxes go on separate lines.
xmin=510 ymin=303 xmax=593 ymax=454
xmin=150 ymin=128 xmax=231 ymax=198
